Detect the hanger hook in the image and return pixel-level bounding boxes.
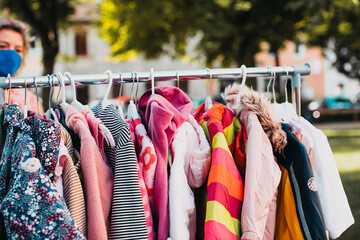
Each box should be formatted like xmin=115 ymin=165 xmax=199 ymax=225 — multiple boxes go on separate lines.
xmin=135 ymin=72 xmax=140 ymax=105
xmin=283 ymin=66 xmax=289 ymax=102
xmin=241 ymin=65 xmax=247 ymax=87
xmin=176 ymin=71 xmax=180 ymax=88
xmin=104 ymin=69 xmax=113 ymax=102
xmin=266 ymin=67 xmax=272 ymax=94
xmin=130 ymin=72 xmax=135 ymax=101
xmin=272 ymin=67 xmax=277 ymax=103
xmin=150 ymin=68 xmax=155 ymax=95
xmin=119 ymin=72 xmax=123 ymax=106
xmin=64 ymin=71 xmax=77 ymax=102
xmin=57 ymin=72 xmax=66 ymax=105
xmin=34 ymin=77 xmax=40 ymax=114
xmin=53 ymin=74 xmax=61 ymax=105
xmin=206 ymin=68 xmax=212 ymax=97
xmin=7 ymin=74 xmax=11 ymax=104
xmin=47 ymin=74 xmax=54 ymax=109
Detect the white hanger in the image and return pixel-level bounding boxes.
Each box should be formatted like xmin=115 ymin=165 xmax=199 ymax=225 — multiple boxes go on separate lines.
xmin=23 ymin=76 xmax=28 ymax=118
xmin=45 ymin=75 xmax=60 ymax=123
xmin=281 ymin=67 xmax=298 ymax=120
xmin=176 ymin=71 xmax=180 ymax=88
xmin=57 ymin=72 xmax=69 ymax=112
xmin=118 ymin=72 xmax=125 ymax=119
xmin=34 ymin=77 xmax=40 ymax=114
xmin=127 ymin=72 xmax=139 ymax=121
xmin=270 ymin=68 xmax=287 ymax=122
xmin=241 ymin=65 xmax=247 ymax=87
xmin=151 ymin=68 xmax=155 ymax=95
xmin=204 ymin=68 xmax=213 ymax=112
xmin=64 ymin=71 xmax=84 ymax=112
xmin=102 ymin=69 xmax=113 ymax=109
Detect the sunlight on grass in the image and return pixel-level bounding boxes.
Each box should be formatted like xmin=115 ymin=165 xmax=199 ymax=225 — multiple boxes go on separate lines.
xmin=334 ymin=152 xmax=360 ymax=172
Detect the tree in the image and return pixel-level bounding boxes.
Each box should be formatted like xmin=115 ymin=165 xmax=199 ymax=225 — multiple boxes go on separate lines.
xmin=100 ymin=0 xmax=319 ymax=67
xmin=2 ymin=0 xmax=76 ymax=109
xmin=302 ymin=0 xmax=360 ymax=79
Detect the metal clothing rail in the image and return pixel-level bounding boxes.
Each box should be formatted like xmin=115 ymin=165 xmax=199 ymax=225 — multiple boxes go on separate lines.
xmin=0 ymin=63 xmax=311 ymax=115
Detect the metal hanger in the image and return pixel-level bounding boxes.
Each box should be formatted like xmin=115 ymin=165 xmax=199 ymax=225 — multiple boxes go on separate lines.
xmin=23 ymin=76 xmax=28 ymax=118
xmin=118 ymin=72 xmax=125 ymax=119
xmin=34 ymin=76 xmax=40 ymax=114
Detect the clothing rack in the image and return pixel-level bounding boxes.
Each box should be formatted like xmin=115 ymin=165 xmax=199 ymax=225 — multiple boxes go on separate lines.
xmin=0 ymin=63 xmax=311 ymax=116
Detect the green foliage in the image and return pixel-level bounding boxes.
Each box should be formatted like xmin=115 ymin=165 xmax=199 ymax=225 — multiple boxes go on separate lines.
xmin=303 ymin=0 xmax=360 ymax=78
xmin=100 ymin=0 xmax=317 ymax=67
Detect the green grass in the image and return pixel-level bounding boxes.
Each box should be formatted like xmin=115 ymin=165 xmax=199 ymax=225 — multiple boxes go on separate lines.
xmin=322 ymin=129 xmax=360 ymax=239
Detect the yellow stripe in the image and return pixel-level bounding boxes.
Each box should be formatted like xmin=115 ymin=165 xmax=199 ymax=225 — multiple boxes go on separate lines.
xmin=205 ymin=201 xmax=240 ymax=237
xmin=212 ymin=132 xmax=232 ymax=156
xmin=223 ymin=122 xmax=235 ymax=147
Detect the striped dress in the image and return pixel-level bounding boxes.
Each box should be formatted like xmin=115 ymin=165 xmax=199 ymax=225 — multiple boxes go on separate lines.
xmin=193 ymin=102 xmax=246 ymax=240
xmin=59 ymin=126 xmax=87 ymax=236
xmin=92 ymin=102 xmax=148 ymax=240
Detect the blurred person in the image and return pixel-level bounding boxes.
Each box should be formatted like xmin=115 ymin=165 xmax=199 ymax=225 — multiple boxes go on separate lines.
xmin=0 ymin=18 xmax=44 ymax=113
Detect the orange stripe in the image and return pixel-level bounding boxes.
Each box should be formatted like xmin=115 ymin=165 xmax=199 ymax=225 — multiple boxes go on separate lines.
xmin=208 ymin=164 xmax=244 ymax=200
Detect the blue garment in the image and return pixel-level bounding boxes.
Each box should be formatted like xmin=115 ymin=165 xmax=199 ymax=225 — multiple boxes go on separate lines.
xmin=0 ymin=105 xmax=85 ymax=239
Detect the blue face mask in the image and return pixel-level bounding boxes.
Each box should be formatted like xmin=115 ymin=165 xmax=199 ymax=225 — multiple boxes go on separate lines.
xmin=0 ymin=49 xmax=22 ymax=77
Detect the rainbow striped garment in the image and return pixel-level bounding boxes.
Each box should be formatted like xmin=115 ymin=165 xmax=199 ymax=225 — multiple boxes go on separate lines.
xmin=193 ymin=102 xmax=246 ymax=240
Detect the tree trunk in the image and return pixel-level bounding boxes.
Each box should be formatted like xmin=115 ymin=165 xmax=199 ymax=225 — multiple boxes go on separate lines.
xmin=41 ymin=37 xmax=58 ymax=110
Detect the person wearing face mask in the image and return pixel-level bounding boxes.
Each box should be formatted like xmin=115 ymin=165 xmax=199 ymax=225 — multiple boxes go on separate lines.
xmin=0 ymin=18 xmax=44 ymax=114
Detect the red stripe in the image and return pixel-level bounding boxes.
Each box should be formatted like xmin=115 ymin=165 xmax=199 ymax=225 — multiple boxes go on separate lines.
xmin=207 ymin=182 xmax=243 ymax=219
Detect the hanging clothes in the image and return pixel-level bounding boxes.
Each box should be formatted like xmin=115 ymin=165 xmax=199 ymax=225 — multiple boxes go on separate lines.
xmin=225 ymin=84 xmax=284 ymax=239
xmin=138 ymin=86 xmax=193 ymax=240
xmin=58 ymin=126 xmax=87 ymax=236
xmin=92 ymin=101 xmax=148 ymax=240
xmin=65 ymin=104 xmax=113 ymax=240
xmin=293 ymin=117 xmax=354 ymax=238
xmin=0 ymin=105 xmax=85 ymax=239
xmin=193 ymin=102 xmax=246 ymax=240
xmin=274 ymin=123 xmax=327 ymax=240
xmin=132 ymin=116 xmax=157 ymax=209
xmin=169 ymin=114 xmax=211 ymax=240
xmin=126 ymin=118 xmax=155 ymax=240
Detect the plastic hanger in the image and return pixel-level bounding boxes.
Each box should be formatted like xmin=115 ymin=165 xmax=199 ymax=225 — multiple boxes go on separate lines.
xmin=34 ymin=76 xmax=40 ymax=114
xmin=151 ymin=68 xmax=155 ymax=95
xmin=7 ymin=73 xmax=11 ymax=105
xmin=23 ymin=76 xmax=28 ymax=118
xmin=204 ymin=68 xmax=213 ymax=112
xmin=241 ymin=65 xmax=247 ymax=87
xmin=102 ymin=69 xmax=113 ymax=110
xmin=118 ymin=72 xmax=125 ymax=119
xmin=281 ymin=67 xmax=298 ymax=120
xmin=176 ymin=71 xmax=180 ymax=88
xmin=64 ymin=71 xmax=84 ymax=112
xmin=270 ymin=68 xmax=287 ymax=122
xmin=127 ymin=72 xmax=139 ymax=121
xmin=57 ymin=72 xmax=69 ymax=112
xmin=45 ymin=75 xmax=60 ymax=123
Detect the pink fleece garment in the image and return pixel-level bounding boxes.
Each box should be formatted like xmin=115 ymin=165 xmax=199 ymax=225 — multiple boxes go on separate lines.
xmin=80 ymin=105 xmax=107 ymax=162
xmin=65 ymin=104 xmax=114 ymax=240
xmin=138 ymin=86 xmax=193 ymax=240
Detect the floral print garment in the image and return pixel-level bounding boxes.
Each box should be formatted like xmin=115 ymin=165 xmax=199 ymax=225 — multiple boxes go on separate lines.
xmin=0 ymin=105 xmax=85 ymax=239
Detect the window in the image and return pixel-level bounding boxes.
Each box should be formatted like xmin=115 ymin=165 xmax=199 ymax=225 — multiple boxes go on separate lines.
xmin=75 ymin=31 xmax=87 ymax=56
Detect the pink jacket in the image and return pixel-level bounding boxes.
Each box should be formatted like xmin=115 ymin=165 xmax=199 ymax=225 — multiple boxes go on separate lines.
xmin=239 ymin=110 xmax=281 ymax=240
xmin=65 ymin=105 xmax=113 ymax=240
xmin=138 ymin=86 xmax=193 ymax=240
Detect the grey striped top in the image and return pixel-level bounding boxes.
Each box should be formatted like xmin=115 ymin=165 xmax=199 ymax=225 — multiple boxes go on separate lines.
xmin=92 ymin=102 xmax=148 ymax=240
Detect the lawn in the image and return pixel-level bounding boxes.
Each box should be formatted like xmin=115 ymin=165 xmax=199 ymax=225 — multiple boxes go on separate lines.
xmin=321 ymin=128 xmax=360 ymax=239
